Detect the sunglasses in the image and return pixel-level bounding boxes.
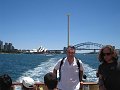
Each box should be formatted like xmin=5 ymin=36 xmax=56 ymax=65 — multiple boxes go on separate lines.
xmin=67 ymin=46 xmax=75 ymax=49
xmin=103 ymin=53 xmax=111 ymax=56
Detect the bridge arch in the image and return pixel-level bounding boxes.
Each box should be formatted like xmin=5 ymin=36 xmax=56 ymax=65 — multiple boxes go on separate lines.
xmin=74 ymin=42 xmax=104 ymax=50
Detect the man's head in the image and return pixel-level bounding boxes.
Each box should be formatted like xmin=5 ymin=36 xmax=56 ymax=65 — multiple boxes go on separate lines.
xmin=44 ymin=72 xmax=58 ymax=90
xmin=66 ymin=46 xmax=76 ymax=57
xmin=0 ymin=74 xmax=12 ymax=90
xmin=22 ymin=77 xmax=35 ymax=90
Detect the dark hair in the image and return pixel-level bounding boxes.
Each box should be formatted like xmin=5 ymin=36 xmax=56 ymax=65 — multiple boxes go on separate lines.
xmin=0 ymin=74 xmax=12 ymax=90
xmin=67 ymin=45 xmax=76 ymax=50
xmin=44 ymin=72 xmax=58 ymax=89
xmin=98 ymin=45 xmax=118 ymax=62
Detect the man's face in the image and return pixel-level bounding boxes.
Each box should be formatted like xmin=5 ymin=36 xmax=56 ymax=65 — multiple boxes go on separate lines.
xmin=66 ymin=47 xmax=75 ymax=57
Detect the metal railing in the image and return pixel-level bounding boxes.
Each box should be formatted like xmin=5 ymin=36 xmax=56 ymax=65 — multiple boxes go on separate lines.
xmin=11 ymin=82 xmax=99 ymax=90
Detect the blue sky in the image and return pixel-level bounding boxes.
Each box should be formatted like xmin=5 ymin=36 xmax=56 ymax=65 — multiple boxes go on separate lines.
xmin=0 ymin=0 xmax=120 ymax=50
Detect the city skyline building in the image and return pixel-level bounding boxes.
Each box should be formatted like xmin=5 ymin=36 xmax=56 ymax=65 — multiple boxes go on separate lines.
xmin=0 ymin=40 xmax=15 ymax=52
xmin=0 ymin=40 xmax=4 ymax=50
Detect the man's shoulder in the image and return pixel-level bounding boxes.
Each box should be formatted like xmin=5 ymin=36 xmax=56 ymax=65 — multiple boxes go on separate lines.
xmin=58 ymin=57 xmax=65 ymax=62
xmin=75 ymin=57 xmax=83 ymax=64
xmin=60 ymin=57 xmax=68 ymax=63
xmin=55 ymin=57 xmax=66 ymax=65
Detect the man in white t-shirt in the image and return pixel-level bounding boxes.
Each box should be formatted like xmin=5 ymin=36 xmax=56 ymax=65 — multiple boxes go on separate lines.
xmin=53 ymin=46 xmax=84 ymax=90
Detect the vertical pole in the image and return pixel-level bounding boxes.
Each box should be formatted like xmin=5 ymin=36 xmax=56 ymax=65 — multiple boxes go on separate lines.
xmin=67 ymin=14 xmax=70 ymax=47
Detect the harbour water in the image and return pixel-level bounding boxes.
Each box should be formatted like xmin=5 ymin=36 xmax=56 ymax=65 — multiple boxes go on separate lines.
xmin=0 ymin=53 xmax=100 ymax=83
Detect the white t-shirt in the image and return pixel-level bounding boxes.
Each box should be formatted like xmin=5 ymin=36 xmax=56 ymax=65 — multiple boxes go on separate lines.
xmin=54 ymin=57 xmax=84 ymax=90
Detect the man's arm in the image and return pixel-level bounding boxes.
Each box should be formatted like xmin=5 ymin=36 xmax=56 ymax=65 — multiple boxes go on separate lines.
xmin=80 ymin=70 xmax=83 ymax=82
xmin=79 ymin=60 xmax=84 ymax=89
xmin=53 ymin=69 xmax=57 ymax=75
xmin=53 ymin=58 xmax=62 ymax=79
xmin=80 ymin=70 xmax=83 ymax=89
xmin=53 ymin=69 xmax=57 ymax=78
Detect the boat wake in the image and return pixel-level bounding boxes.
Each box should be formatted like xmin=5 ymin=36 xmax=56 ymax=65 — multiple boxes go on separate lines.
xmin=16 ymin=57 xmax=98 ymax=83
xmin=16 ymin=57 xmax=57 ymax=83
xmin=83 ymin=63 xmax=98 ymax=82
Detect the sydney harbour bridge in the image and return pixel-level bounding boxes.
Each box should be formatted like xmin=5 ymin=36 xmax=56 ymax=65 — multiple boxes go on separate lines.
xmin=47 ymin=42 xmax=100 ymax=53
xmin=47 ymin=42 xmax=120 ymax=54
xmin=74 ymin=42 xmax=103 ymax=50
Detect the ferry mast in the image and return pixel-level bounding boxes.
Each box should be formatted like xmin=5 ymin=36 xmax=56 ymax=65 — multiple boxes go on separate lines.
xmin=67 ymin=14 xmax=70 ymax=47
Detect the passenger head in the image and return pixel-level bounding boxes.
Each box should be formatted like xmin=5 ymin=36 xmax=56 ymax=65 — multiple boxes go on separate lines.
xmin=22 ymin=77 xmax=35 ymax=90
xmin=98 ymin=45 xmax=118 ymax=63
xmin=66 ymin=45 xmax=76 ymax=57
xmin=44 ymin=72 xmax=58 ymax=90
xmin=0 ymin=74 xmax=12 ymax=90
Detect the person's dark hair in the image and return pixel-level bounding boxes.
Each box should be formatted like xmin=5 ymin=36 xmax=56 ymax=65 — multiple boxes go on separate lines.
xmin=66 ymin=45 xmax=76 ymax=53
xmin=98 ymin=45 xmax=118 ymax=62
xmin=44 ymin=72 xmax=58 ymax=90
xmin=0 ymin=74 xmax=12 ymax=90
xmin=67 ymin=45 xmax=76 ymax=50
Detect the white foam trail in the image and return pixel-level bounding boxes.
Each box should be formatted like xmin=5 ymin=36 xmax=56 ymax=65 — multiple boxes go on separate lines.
xmin=83 ymin=63 xmax=98 ymax=82
xmin=17 ymin=57 xmax=98 ymax=83
xmin=17 ymin=58 xmax=58 ymax=83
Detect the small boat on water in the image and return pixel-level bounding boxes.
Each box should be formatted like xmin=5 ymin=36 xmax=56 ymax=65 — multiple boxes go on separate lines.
xmin=11 ymin=82 xmax=99 ymax=90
